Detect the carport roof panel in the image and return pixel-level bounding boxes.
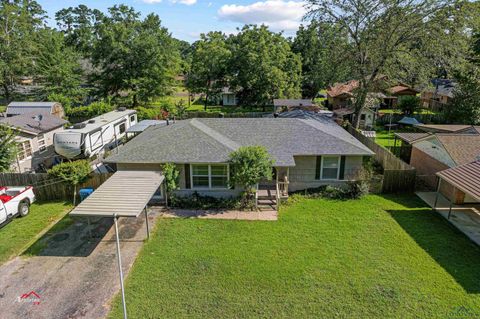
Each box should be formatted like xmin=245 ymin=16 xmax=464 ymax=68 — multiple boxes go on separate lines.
xmin=70 ymin=170 xmax=164 ymax=217
xmin=436 ymin=161 xmax=480 ymax=202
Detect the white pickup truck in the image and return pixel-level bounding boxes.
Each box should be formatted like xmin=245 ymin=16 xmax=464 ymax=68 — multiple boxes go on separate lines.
xmin=0 ymin=186 xmax=35 ymax=227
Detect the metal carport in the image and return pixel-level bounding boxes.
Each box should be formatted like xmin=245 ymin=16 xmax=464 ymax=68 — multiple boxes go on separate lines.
xmin=433 ymin=161 xmax=480 ymax=219
xmin=70 ymin=170 xmax=165 ymax=319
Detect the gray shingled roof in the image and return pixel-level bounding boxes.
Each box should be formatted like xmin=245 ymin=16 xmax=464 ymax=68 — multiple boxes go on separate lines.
xmin=106 ymin=118 xmax=373 ymax=167
xmin=6 ymin=102 xmax=59 ymax=116
xmin=0 ymin=112 xmax=67 ymax=135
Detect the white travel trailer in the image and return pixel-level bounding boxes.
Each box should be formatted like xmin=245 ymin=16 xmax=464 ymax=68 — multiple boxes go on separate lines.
xmin=54 ymin=109 xmax=137 ymax=159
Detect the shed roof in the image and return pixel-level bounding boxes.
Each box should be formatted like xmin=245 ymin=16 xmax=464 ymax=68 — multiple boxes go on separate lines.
xmin=6 ymin=102 xmax=59 ymax=116
xmin=70 ymin=170 xmax=164 ymax=217
xmin=437 ymin=161 xmax=480 ymax=202
xmin=106 ymin=118 xmax=374 ymax=167
xmin=0 ymin=112 xmax=67 ymax=135
xmin=414 ymin=124 xmax=476 ymax=134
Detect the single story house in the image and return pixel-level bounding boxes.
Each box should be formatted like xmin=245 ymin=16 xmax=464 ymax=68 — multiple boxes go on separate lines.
xmin=0 ymin=113 xmax=68 ymax=172
xmin=6 ymin=102 xmax=65 ymax=119
xmin=410 ymin=133 xmax=480 ymax=203
xmin=105 ymin=118 xmax=374 ymax=200
xmin=273 ymin=99 xmax=318 ymax=112
xmin=420 ymin=79 xmax=456 ymax=111
xmin=327 ymin=79 xmax=418 ymax=110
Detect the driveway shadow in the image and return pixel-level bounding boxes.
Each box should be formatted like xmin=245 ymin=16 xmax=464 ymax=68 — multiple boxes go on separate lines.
xmin=388 ymin=209 xmax=480 ymax=294
xmin=23 ymin=216 xmax=113 ymax=257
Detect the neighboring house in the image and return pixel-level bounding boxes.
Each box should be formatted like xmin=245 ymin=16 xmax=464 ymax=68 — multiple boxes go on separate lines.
xmin=221 ymin=87 xmax=238 ymax=106
xmin=326 ymin=80 xmax=357 ymax=109
xmin=409 ymin=134 xmax=480 ymax=203
xmin=105 ymin=118 xmax=374 ymax=200
xmin=383 ymin=85 xmax=419 ymax=108
xmin=0 ymin=113 xmax=68 ymax=172
xmin=327 ymin=79 xmax=418 ymax=110
xmin=273 ymin=99 xmax=318 ymax=112
xmin=420 ymin=79 xmax=456 ymax=110
xmin=6 ymin=102 xmax=65 ymax=119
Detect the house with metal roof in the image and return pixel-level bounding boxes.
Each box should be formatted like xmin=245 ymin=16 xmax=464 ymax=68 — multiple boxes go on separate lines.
xmin=6 ymin=101 xmax=65 ymax=119
xmin=0 ymin=113 xmax=68 ymax=172
xmin=106 ymin=117 xmax=374 ymax=203
xmin=409 ymin=133 xmax=480 ymax=203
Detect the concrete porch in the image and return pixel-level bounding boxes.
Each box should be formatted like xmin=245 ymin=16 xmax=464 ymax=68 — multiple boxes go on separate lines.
xmin=416 ymin=192 xmax=480 ymax=246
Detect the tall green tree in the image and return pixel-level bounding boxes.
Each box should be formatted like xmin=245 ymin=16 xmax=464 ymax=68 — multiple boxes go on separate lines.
xmin=292 ymin=21 xmax=352 ymax=99
xmin=0 ymin=125 xmax=17 ymax=172
xmin=305 ymin=0 xmax=453 ymax=127
xmin=90 ymin=5 xmax=180 ymax=106
xmin=229 ymin=25 xmax=302 ymax=108
xmin=186 ymin=32 xmax=231 ymax=110
xmin=34 ymin=29 xmax=83 ymax=98
xmin=0 ymin=0 xmax=46 ymax=101
xmin=55 ymin=5 xmax=104 ymax=56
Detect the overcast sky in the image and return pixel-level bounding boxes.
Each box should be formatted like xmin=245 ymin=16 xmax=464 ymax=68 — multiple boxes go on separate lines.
xmin=39 ymin=0 xmax=309 ymax=42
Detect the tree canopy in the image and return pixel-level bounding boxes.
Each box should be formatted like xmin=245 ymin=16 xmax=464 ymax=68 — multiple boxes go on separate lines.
xmin=229 ymin=25 xmax=302 ymax=107
xmin=0 ymin=125 xmax=17 ymax=173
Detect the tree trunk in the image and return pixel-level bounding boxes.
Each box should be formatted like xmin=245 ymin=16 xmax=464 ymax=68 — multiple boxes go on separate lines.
xmin=132 ymin=93 xmax=138 ymax=107
xmin=353 ymin=88 xmax=368 ymax=129
xmin=204 ymin=92 xmax=209 ymax=111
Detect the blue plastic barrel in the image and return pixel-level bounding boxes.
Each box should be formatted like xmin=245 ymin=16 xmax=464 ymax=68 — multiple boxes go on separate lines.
xmin=79 ymin=188 xmax=94 ymax=202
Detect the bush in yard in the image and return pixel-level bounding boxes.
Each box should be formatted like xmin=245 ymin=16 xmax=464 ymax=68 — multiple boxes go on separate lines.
xmin=170 ymin=192 xmax=245 ymax=210
xmin=229 ymin=146 xmax=274 ymax=197
xmin=67 ymin=101 xmax=114 ymax=120
xmin=398 ymin=96 xmax=420 ymax=115
xmin=162 ymin=163 xmax=179 ymax=203
xmin=48 ymin=160 xmax=91 ymax=205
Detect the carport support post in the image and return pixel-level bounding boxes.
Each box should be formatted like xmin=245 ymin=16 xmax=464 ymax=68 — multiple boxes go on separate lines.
xmin=114 ymin=214 xmax=128 ymax=319
xmin=144 ymin=207 xmax=150 ymax=240
xmin=433 ymin=178 xmax=441 ymax=211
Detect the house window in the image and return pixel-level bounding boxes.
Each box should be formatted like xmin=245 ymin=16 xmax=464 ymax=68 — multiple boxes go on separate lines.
xmin=360 ymin=114 xmax=366 ymax=121
xmin=130 ymin=115 xmax=136 ymax=123
xmin=17 ymin=141 xmax=32 ymax=161
xmin=321 ymin=156 xmax=340 ymax=180
xmin=191 ymin=164 xmax=229 ymax=189
xmin=37 ymin=133 xmax=47 ymax=153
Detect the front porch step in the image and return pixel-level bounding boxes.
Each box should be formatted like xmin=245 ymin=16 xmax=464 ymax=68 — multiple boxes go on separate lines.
xmin=258 ymin=198 xmax=276 ymax=206
xmin=257 ymin=189 xmax=275 ymax=198
xmin=258 ymin=205 xmax=275 ymax=211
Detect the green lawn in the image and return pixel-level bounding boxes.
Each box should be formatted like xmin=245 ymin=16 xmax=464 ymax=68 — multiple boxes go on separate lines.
xmin=0 ymin=201 xmax=72 ymax=264
xmin=375 ymin=129 xmax=398 ymax=148
xmin=0 ymin=105 xmax=5 ymax=113
xmin=109 ymin=195 xmax=480 ymax=318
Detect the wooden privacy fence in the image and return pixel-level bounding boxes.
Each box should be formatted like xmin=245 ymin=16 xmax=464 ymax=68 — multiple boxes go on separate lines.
xmin=0 ymin=173 xmax=113 ymax=201
xmin=347 ymin=125 xmax=416 ymax=193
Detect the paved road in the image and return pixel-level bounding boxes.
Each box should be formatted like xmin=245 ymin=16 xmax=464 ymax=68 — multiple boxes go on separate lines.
xmin=0 ymin=209 xmax=159 ymax=319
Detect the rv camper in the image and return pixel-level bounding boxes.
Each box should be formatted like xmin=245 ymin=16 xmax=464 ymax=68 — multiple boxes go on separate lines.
xmin=54 ymin=109 xmax=137 ymax=159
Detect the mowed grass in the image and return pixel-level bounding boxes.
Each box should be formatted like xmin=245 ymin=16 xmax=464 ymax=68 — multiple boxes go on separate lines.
xmin=0 ymin=201 xmax=72 ymax=264
xmin=109 ymin=195 xmax=480 ymax=318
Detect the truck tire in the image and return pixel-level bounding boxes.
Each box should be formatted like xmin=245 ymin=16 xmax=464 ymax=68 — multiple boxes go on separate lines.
xmin=18 ymin=201 xmax=30 ymax=217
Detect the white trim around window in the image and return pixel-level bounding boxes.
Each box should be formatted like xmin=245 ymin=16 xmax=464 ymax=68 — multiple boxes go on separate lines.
xmin=321 ymin=156 xmax=341 ymax=181
xmin=190 ymin=164 xmax=230 ymax=190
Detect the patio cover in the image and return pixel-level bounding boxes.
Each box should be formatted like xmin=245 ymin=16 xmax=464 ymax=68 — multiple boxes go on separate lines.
xmin=70 ymin=170 xmax=164 ymax=217
xmin=436 ymin=161 xmax=480 ymax=202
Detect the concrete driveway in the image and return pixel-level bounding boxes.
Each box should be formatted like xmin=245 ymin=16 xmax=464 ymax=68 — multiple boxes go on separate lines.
xmin=0 ymin=209 xmax=159 ymax=319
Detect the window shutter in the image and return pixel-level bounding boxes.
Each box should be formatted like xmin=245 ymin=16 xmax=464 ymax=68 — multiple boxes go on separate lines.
xmin=185 ymin=164 xmax=191 ymax=189
xmin=315 ymin=156 xmax=322 ymax=180
xmin=339 ymin=156 xmax=346 ymax=180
